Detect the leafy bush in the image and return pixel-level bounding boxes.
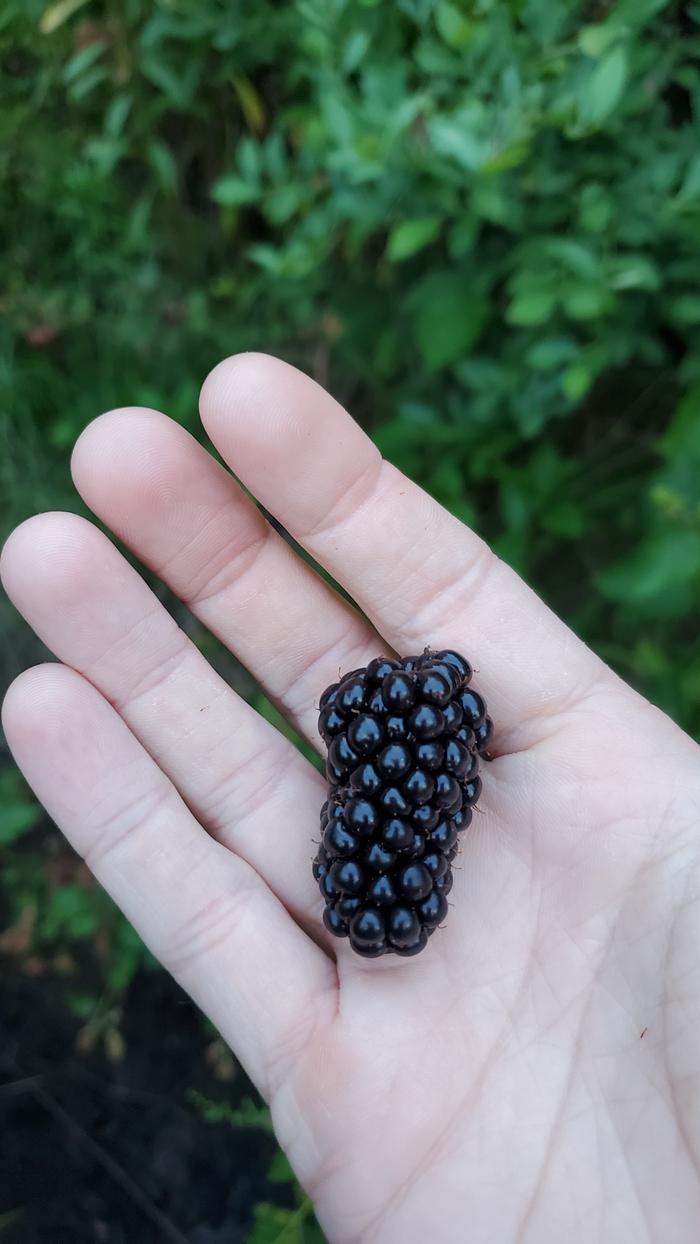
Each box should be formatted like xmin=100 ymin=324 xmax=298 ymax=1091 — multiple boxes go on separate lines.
xmin=187 ymin=1091 xmax=325 ymax=1242
xmin=1 ymin=1 xmax=699 ymax=1234
xmin=2 ymin=0 xmax=700 ymax=731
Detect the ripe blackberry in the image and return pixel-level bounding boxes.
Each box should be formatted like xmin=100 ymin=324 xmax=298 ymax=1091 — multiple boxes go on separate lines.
xmin=314 ymin=648 xmax=492 ymax=957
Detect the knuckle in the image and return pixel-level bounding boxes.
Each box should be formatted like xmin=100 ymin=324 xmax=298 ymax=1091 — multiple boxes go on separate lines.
xmin=84 ymin=779 xmax=172 ymax=872
xmin=163 ymin=874 xmax=257 ymax=977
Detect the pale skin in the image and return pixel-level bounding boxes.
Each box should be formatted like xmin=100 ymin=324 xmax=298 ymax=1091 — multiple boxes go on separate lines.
xmin=3 ymin=354 xmax=700 ymax=1244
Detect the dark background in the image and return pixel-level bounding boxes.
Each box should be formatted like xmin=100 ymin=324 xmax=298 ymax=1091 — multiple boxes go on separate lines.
xmin=2 ymin=1 xmax=700 ymax=1240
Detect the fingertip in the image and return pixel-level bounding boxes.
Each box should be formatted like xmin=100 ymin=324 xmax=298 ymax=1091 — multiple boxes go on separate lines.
xmin=1 ymin=512 xmax=93 ymax=599
xmin=2 ymin=661 xmax=83 ymax=752
xmin=198 ymin=353 xmax=379 ymax=536
xmin=199 ymin=351 xmax=351 ymax=448
xmin=0 ymin=513 xmax=132 ymax=659
xmin=199 ymin=351 xmax=286 ymax=424
xmin=71 ymin=405 xmax=239 ymax=566
xmin=71 ymin=406 xmax=170 ymax=492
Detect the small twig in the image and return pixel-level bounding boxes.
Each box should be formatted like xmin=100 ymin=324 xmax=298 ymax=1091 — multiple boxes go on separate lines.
xmin=0 ymin=1074 xmax=43 ymax=1098
xmin=30 ymin=1083 xmax=191 ymax=1244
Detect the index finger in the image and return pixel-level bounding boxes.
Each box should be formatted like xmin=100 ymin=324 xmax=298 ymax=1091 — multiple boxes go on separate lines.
xmin=199 ymin=354 xmax=610 ymax=750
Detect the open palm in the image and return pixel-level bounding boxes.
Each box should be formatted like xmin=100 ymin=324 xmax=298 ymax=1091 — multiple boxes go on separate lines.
xmin=3 ymin=354 xmax=700 ymax=1243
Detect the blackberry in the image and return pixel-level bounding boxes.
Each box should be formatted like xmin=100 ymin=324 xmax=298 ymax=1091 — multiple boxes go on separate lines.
xmin=314 ymin=648 xmax=492 ymax=957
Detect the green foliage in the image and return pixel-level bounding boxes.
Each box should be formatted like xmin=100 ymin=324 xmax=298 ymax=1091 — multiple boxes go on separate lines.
xmin=187 ymin=1091 xmax=325 ymax=1241
xmin=0 ymin=768 xmax=42 ymax=844
xmin=2 ymin=830 xmax=154 ymax=995
xmin=1 ymin=0 xmax=699 ymax=735
xmin=187 ymin=1089 xmax=274 ymax=1132
xmin=247 ymin=1198 xmax=323 ymax=1244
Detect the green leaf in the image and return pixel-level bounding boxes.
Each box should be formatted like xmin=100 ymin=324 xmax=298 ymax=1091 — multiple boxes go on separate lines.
xmin=0 ymin=802 xmax=41 ymax=845
xmin=580 ymin=45 xmax=628 ymax=127
xmin=386 ymin=217 xmax=441 ymax=261
xmin=268 ymin=1149 xmax=296 ymax=1183
xmin=239 ymin=136 xmax=262 ymax=184
xmin=435 ymin=2 xmax=473 ymax=49
xmin=447 ymin=216 xmax=477 ymax=258
xmin=411 ymin=272 xmax=488 ymax=369
xmin=247 ymin=1204 xmax=298 ymax=1244
xmin=342 ymin=29 xmax=371 ymax=72
xmin=232 ymin=76 xmax=266 ymax=136
xmin=670 ymin=295 xmax=700 ymax=324
xmin=562 ymin=363 xmax=593 ymax=401
xmin=263 ymin=185 xmax=303 ymax=225
xmin=579 ymin=183 xmax=612 ymax=233
xmin=42 ymin=885 xmax=100 ymax=942
xmin=141 ymin=57 xmax=199 ymax=109
xmin=526 ymin=337 xmax=577 ymax=371
xmin=578 ymin=24 xmax=618 ymax=58
xmin=68 ymin=66 xmax=107 ymax=102
xmin=678 ymin=154 xmax=700 ymax=202
xmin=614 ymin=0 xmax=672 ymax=23
xmin=483 ymin=139 xmax=530 ymax=175
xmin=211 ymin=175 xmax=259 ymax=206
xmin=661 ymin=389 xmax=700 ymax=460
xmin=607 ymin=255 xmax=660 ymax=291
xmin=107 ymin=921 xmax=148 ymax=992
xmin=541 ymin=239 xmax=600 ymax=281
xmin=428 ymin=111 xmax=489 ymax=170
xmin=227 ymin=1097 xmax=274 ymax=1131
xmin=0 ymin=770 xmax=42 ymax=845
xmin=148 ymin=140 xmax=178 ymax=195
xmin=62 ymin=42 xmax=105 ymax=85
xmin=105 ymin=94 xmax=132 ymax=137
xmin=39 ymin=0 xmax=89 ymax=34
xmin=544 ymin=501 xmax=586 ymax=538
xmin=597 ymin=531 xmax=700 ymax=604
xmin=507 ymin=291 xmax=556 ymax=327
xmin=187 ymin=1090 xmax=274 ymax=1131
xmin=246 ymin=1197 xmax=319 ymax=1244
xmin=66 ymin=992 xmax=100 ymax=1020
xmin=563 ymin=284 xmax=612 ymax=320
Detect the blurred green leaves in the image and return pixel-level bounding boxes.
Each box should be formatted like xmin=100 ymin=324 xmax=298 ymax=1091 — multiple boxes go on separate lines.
xmin=434 ymin=2 xmax=474 ymax=51
xmin=579 ymin=45 xmax=628 ymax=127
xmin=410 ymin=271 xmax=489 ymax=368
xmin=1 ymin=0 xmax=699 ymax=737
xmin=0 ymin=769 xmax=42 ymax=845
xmin=187 ymin=1091 xmax=325 ymax=1241
xmin=387 ymin=217 xmax=442 ymax=261
xmin=597 ymin=530 xmax=700 ymax=611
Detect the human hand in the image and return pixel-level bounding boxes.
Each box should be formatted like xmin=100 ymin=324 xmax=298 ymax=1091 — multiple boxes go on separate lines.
xmin=3 ymin=354 xmax=700 ymax=1243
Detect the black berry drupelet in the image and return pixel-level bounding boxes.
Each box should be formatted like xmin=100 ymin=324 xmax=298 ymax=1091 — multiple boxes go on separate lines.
xmin=314 ymin=649 xmax=493 ymax=958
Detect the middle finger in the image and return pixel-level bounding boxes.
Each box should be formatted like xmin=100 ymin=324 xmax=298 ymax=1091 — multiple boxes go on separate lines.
xmin=71 ymin=406 xmax=388 ymax=744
